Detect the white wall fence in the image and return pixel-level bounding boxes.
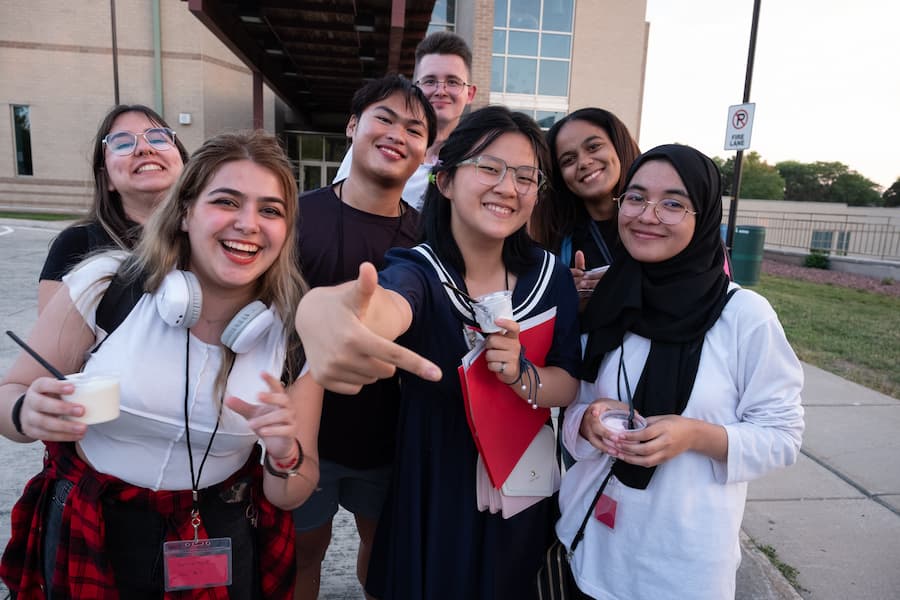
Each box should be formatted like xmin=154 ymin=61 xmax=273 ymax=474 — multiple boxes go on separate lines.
xmin=723 ymin=199 xmax=900 ymax=262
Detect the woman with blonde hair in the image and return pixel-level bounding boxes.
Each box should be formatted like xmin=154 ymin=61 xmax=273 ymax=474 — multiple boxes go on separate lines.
xmin=1 ymin=130 xmax=320 ymax=599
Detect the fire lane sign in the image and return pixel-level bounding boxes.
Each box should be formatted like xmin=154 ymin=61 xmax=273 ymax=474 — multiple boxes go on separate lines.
xmin=724 ymin=103 xmax=755 ymax=151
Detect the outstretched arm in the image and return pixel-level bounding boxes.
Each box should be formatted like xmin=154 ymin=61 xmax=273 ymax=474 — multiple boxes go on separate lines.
xmin=295 ymin=262 xmax=441 ymax=394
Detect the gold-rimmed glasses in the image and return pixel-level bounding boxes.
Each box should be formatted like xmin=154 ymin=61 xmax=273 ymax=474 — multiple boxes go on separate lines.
xmin=615 ymin=191 xmax=697 ymax=224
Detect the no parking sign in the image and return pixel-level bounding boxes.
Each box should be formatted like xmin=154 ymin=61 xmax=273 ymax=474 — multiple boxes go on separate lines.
xmin=724 ymin=103 xmax=755 ymax=151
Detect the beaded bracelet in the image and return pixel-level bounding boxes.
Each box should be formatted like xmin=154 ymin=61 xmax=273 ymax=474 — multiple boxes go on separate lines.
xmin=264 ymin=439 xmax=304 ymax=479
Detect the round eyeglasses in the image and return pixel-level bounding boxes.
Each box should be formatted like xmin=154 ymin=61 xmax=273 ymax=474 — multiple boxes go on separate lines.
xmin=102 ymin=128 xmax=176 ymax=156
xmin=615 ymin=191 xmax=698 ymax=225
xmin=457 ymin=154 xmax=546 ymax=196
xmin=415 ymin=77 xmax=470 ymax=95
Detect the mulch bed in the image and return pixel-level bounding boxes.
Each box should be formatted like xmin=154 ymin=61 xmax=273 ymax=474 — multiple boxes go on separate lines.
xmin=760 ymin=259 xmax=900 ymax=298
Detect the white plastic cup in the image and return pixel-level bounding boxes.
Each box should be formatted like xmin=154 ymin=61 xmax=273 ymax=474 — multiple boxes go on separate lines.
xmin=473 ymin=290 xmax=513 ymax=333
xmin=63 ymin=374 xmax=121 ymax=424
xmin=600 ymin=409 xmax=646 ymax=432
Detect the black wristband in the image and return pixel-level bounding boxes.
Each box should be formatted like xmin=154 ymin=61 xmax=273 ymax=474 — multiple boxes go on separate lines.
xmin=264 ymin=439 xmax=304 ymax=479
xmin=11 ymin=394 xmax=25 ymax=436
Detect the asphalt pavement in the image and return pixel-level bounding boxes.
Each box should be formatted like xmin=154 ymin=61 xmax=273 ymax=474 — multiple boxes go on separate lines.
xmin=0 ymin=218 xmax=897 ymax=599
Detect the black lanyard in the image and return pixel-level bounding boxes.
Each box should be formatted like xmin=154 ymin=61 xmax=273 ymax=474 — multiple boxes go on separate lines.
xmin=183 ymin=330 xmax=224 ymax=538
xmin=588 ymin=219 xmax=614 ymax=265
xmin=617 ymin=344 xmax=636 ymax=430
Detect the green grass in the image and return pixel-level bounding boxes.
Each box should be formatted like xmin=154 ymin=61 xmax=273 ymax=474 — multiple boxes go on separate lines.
xmin=754 ymin=274 xmax=900 ymax=398
xmin=0 ymin=211 xmax=81 ymax=221
xmin=755 ymin=541 xmax=808 ymax=593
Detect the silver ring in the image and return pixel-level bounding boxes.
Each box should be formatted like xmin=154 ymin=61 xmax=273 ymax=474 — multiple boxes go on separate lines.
xmin=499 ymin=362 xmax=506 ymax=374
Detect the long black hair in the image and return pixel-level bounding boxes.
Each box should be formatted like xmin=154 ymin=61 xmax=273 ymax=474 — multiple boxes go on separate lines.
xmin=419 ymin=105 xmax=550 ymax=275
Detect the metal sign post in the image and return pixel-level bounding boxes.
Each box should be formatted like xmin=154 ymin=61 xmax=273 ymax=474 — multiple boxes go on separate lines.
xmin=725 ymin=0 xmax=762 ymax=255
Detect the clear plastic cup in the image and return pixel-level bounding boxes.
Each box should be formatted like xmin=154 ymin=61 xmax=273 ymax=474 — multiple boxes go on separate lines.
xmin=63 ymin=374 xmax=121 ymax=424
xmin=600 ymin=409 xmax=646 ymax=432
xmin=473 ymin=290 xmax=513 ymax=333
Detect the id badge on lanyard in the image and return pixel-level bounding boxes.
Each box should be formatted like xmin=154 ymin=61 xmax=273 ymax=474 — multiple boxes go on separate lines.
xmin=165 ymin=329 xmax=235 ymax=591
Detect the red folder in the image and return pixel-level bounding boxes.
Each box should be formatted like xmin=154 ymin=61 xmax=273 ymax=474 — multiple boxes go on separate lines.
xmin=458 ymin=308 xmax=556 ymax=488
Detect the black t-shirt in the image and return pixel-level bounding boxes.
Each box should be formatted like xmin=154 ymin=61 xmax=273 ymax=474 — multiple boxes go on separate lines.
xmin=39 ymin=221 xmax=135 ymax=282
xmin=296 ymin=186 xmax=420 ymax=468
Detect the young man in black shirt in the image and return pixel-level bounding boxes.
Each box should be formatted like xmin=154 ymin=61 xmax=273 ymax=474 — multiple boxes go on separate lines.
xmin=292 ymin=74 xmax=436 ymax=599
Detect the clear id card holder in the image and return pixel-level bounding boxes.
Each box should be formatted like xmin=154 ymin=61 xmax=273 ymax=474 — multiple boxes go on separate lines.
xmin=163 ymin=537 xmax=233 ymax=591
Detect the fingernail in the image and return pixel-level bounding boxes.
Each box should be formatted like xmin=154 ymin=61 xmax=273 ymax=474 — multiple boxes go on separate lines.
xmin=423 ymin=365 xmax=441 ymax=381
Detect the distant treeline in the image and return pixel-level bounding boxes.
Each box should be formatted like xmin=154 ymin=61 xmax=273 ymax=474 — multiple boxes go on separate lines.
xmin=713 ymin=152 xmax=900 ymax=207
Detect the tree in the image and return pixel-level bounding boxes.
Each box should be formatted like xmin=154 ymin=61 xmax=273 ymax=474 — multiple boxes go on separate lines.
xmin=714 ymin=152 xmax=784 ymax=199
xmin=777 ymin=161 xmax=828 ymax=201
xmin=883 ymin=179 xmax=900 ymax=207
xmin=826 ymin=172 xmax=882 ymax=206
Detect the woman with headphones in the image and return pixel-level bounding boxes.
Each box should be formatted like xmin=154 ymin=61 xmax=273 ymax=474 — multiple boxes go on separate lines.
xmin=0 ymin=131 xmax=320 ymax=599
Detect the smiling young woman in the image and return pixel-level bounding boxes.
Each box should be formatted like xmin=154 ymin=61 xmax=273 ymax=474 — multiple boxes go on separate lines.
xmin=1 ymin=131 xmax=322 ymax=599
xmin=556 ymin=144 xmax=804 ymax=599
xmin=38 ymin=105 xmax=189 ymax=313
xmin=295 ymin=106 xmax=582 ymax=600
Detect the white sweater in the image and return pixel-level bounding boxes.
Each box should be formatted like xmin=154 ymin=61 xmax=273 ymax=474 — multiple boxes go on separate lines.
xmin=556 ymin=285 xmax=804 ymax=599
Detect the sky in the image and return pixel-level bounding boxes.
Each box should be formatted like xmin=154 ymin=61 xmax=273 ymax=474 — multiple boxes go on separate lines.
xmin=639 ymin=0 xmax=900 ymax=190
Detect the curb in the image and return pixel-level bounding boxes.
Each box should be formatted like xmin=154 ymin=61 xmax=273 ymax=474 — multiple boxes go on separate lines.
xmin=739 ymin=530 xmax=803 ymax=600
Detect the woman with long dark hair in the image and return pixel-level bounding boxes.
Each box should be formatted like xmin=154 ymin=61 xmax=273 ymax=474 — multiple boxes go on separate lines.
xmin=295 ymin=106 xmax=582 ymax=599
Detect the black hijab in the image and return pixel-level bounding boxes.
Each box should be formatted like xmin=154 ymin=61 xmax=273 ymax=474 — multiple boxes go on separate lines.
xmin=580 ymin=144 xmax=730 ymax=489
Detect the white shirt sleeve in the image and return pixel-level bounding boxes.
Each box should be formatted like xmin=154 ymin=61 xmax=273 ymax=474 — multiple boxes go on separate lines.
xmin=717 ymin=289 xmax=805 ymax=484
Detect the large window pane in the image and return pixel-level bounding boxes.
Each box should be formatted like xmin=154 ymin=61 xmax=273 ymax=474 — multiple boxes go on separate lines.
xmin=491 ymin=57 xmax=506 ymax=92
xmin=431 ymin=0 xmax=456 ymax=25
xmin=493 ymin=30 xmax=506 ymax=54
xmin=509 ymin=0 xmax=540 ymax=30
xmin=542 ymin=0 xmax=574 ymax=32
xmin=12 ymin=105 xmax=33 ymax=176
xmin=302 ymin=165 xmax=322 ymax=192
xmin=536 ymin=110 xmax=566 ymax=129
xmin=538 ymin=60 xmax=569 ymax=95
xmin=300 ymin=134 xmax=323 ymax=160
xmin=540 ymin=33 xmax=570 ymax=58
xmin=325 ymin=136 xmax=348 ymax=162
xmin=494 ymin=0 xmax=507 ymax=27
xmin=507 ymin=58 xmax=537 ymax=94
xmin=508 ymin=31 xmax=538 ymax=56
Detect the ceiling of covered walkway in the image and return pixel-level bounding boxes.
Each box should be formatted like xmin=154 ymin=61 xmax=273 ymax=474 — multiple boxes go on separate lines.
xmin=187 ymin=0 xmax=437 ymax=129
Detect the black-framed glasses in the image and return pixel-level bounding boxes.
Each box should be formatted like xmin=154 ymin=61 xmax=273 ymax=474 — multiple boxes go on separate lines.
xmin=615 ymin=191 xmax=697 ymax=225
xmin=415 ymin=77 xmax=470 ymax=94
xmin=457 ymin=154 xmax=546 ymax=196
xmin=102 ymin=127 xmax=176 ymax=156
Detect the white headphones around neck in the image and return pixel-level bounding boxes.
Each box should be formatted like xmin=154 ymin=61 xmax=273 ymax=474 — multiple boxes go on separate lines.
xmin=155 ymin=270 xmax=275 ymax=354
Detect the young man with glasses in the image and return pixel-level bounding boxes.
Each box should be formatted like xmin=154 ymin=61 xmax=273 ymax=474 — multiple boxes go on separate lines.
xmin=292 ymin=74 xmax=436 ymax=600
xmin=333 ymin=31 xmax=477 ymax=211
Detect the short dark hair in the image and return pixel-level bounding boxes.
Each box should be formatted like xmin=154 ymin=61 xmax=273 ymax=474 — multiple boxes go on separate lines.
xmin=531 ymin=107 xmax=640 ymax=253
xmin=414 ymin=31 xmax=473 ymax=74
xmin=89 ymin=104 xmax=189 ymax=249
xmin=420 ymin=106 xmax=550 ymax=276
xmin=349 ymin=74 xmax=437 ymax=148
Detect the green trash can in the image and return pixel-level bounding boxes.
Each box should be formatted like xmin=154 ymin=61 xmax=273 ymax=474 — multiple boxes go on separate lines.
xmin=731 ymin=226 xmax=765 ymax=285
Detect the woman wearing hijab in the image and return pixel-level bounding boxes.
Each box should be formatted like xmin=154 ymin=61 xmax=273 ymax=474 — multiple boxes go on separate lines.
xmin=556 ymin=144 xmax=804 ymax=599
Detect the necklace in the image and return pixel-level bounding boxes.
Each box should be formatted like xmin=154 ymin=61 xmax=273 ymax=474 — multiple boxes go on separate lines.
xmin=336 ymin=181 xmax=406 ymax=281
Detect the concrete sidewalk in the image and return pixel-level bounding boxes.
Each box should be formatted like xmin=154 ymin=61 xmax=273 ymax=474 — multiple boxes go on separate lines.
xmin=1 ymin=218 xmax=897 ymax=599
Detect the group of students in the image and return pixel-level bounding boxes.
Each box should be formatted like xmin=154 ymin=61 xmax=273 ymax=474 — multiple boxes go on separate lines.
xmin=0 ymin=30 xmax=804 ymax=600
